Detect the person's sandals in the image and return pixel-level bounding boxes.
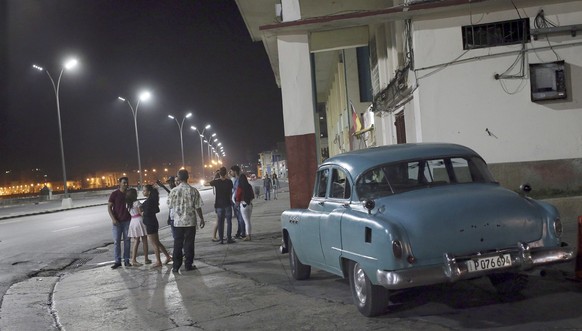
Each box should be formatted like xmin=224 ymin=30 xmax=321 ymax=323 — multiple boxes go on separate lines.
xmin=151 ymin=263 xmax=162 ymax=268
xmin=144 ymin=259 xmax=152 ymax=264
xmin=164 ymin=256 xmax=173 ymax=265
xmin=130 ymin=261 xmax=142 ymax=267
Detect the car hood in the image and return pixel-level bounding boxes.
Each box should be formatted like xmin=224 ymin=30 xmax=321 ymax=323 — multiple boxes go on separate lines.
xmin=376 ymin=184 xmax=545 ymax=263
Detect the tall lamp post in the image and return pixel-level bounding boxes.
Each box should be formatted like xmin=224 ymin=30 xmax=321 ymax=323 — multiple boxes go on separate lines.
xmin=33 ymin=58 xmax=78 ymax=208
xmin=204 ymin=132 xmax=218 ymax=168
xmin=191 ymin=124 xmax=211 ymax=178
xmin=168 ymin=112 xmax=192 ymax=168
xmin=118 ymin=91 xmax=151 ymax=187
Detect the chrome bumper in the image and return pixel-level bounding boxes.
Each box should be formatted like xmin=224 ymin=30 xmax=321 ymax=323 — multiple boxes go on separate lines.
xmin=377 ymin=242 xmax=574 ymax=290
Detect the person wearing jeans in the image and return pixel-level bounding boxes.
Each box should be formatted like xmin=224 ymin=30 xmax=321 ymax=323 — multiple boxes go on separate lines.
xmin=208 ymin=167 xmax=235 ymax=244
xmin=230 ymin=165 xmax=245 ymax=238
xmin=236 ymin=174 xmax=255 ymax=241
xmin=107 ymin=177 xmax=132 ymax=269
xmin=263 ymin=174 xmax=272 ymax=200
xmin=111 ymin=221 xmax=131 ymax=267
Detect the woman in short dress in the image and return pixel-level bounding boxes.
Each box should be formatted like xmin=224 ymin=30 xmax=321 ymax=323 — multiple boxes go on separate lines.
xmin=140 ymin=185 xmax=172 ymax=268
xmin=126 ymin=188 xmax=150 ymax=266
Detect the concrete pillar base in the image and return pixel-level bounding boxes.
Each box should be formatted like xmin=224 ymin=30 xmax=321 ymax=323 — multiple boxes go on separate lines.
xmin=61 ymin=198 xmax=73 ymax=209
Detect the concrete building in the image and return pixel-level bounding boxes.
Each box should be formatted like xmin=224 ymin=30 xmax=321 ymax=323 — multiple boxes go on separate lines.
xmin=236 ymin=0 xmax=582 ymax=208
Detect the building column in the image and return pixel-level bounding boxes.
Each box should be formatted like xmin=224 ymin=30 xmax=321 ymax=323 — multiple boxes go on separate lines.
xmin=278 ymin=33 xmax=317 ymax=209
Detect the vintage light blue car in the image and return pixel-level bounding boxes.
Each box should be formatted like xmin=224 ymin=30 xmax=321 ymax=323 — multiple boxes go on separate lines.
xmin=280 ymin=143 xmax=574 ymax=316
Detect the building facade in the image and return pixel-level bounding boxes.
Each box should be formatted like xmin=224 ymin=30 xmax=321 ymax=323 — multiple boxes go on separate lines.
xmin=236 ymin=0 xmax=582 ymax=207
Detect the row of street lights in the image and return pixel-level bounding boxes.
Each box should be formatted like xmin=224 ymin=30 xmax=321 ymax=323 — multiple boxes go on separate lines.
xmin=33 ymin=57 xmax=227 ymax=207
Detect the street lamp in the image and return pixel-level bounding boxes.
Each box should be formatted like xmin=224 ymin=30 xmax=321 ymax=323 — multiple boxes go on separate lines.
xmin=118 ymin=91 xmax=151 ymax=187
xmin=207 ymin=133 xmax=217 ymax=163
xmin=191 ymin=124 xmax=211 ymax=178
xmin=168 ymin=112 xmax=192 ymax=168
xmin=32 ymin=58 xmax=78 ymax=208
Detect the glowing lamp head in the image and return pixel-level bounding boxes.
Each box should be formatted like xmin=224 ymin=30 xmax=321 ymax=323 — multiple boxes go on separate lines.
xmin=139 ymin=91 xmax=151 ymax=101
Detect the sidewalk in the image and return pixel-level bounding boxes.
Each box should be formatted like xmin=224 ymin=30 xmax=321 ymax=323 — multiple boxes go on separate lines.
xmin=0 ymin=189 xmax=293 ymax=331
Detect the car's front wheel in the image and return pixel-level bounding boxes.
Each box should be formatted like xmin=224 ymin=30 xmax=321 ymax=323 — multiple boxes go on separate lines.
xmin=348 ymin=261 xmax=389 ymax=317
xmin=488 ymin=272 xmax=528 ymax=296
xmin=288 ymin=237 xmax=311 ymax=280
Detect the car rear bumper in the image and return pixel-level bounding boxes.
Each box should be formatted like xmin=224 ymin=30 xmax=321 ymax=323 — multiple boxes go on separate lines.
xmin=376 ymin=242 xmax=574 ymax=290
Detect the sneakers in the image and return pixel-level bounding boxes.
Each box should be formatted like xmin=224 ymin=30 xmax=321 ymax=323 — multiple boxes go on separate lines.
xmin=111 ymin=262 xmax=122 ymax=269
xmin=226 ymin=238 xmax=236 ymax=244
xmin=185 ymin=265 xmax=197 ymax=271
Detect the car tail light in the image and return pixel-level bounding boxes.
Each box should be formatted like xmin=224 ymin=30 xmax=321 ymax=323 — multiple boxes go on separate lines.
xmin=553 ymin=217 xmax=563 ymax=237
xmin=392 ymin=240 xmax=403 ymax=259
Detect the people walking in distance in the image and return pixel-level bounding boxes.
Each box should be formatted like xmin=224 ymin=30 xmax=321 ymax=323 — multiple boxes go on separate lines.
xmin=126 ymin=188 xmax=150 ymax=266
xmin=207 ymin=167 xmax=235 ymax=244
xmin=141 ymin=184 xmax=172 ymax=268
xmin=230 ymin=165 xmax=246 ymax=239
xmin=271 ymin=173 xmax=279 ymax=200
xmin=263 ymin=174 xmax=272 ymax=200
xmin=167 ymin=169 xmax=205 ymax=272
xmin=107 ymin=177 xmax=132 ymax=269
xmin=235 ymin=174 xmax=255 ymax=241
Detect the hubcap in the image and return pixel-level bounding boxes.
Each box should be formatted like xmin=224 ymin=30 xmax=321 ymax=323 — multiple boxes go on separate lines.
xmin=353 ymin=263 xmax=367 ymax=304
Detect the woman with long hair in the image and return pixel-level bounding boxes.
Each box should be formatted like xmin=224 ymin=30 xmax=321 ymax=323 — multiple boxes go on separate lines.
xmin=126 ymin=188 xmax=150 ymax=266
xmin=235 ymin=174 xmax=255 ymax=241
xmin=140 ymin=185 xmax=172 ymax=268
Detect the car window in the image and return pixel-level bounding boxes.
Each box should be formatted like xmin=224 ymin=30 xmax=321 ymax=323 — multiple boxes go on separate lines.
xmin=314 ymin=168 xmax=330 ymax=198
xmin=330 ymin=168 xmax=351 ymax=200
xmin=356 ymin=156 xmax=495 ymax=199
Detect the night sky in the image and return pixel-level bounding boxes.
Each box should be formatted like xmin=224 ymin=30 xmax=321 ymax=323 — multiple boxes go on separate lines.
xmin=1 ymin=0 xmax=283 ymax=183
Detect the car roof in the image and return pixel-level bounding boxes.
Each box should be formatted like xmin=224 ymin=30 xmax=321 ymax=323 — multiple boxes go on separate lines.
xmin=321 ymin=143 xmax=482 ymax=178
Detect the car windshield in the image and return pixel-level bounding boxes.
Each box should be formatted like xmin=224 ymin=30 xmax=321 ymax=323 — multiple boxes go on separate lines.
xmin=356 ymin=156 xmax=496 ymax=200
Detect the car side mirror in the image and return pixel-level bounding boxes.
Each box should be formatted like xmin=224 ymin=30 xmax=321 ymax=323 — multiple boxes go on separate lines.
xmin=363 ymin=199 xmax=375 ymax=215
xmin=520 ymin=183 xmax=532 ymax=196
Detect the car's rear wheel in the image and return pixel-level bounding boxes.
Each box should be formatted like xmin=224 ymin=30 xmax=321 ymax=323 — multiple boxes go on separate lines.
xmin=288 ymin=237 xmax=311 ymax=280
xmin=488 ymin=272 xmax=528 ymax=296
xmin=348 ymin=261 xmax=389 ymax=317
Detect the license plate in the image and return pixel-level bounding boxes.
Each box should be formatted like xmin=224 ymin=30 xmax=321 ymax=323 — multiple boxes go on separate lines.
xmin=467 ymin=254 xmax=512 ymax=272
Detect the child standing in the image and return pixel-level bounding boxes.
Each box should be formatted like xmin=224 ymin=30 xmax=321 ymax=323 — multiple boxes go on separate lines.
xmin=126 ymin=188 xmax=150 ymax=266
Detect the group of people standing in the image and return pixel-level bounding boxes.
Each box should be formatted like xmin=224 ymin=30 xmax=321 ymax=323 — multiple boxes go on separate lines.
xmin=106 ymin=164 xmax=257 ymax=272
xmin=107 ymin=178 xmax=172 ymax=269
xmin=208 ymin=165 xmax=255 ymax=244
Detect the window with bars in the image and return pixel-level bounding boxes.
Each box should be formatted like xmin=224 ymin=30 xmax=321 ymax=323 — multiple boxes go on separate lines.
xmin=462 ymin=18 xmax=530 ymax=50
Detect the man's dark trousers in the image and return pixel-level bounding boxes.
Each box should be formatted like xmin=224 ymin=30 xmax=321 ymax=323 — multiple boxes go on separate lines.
xmin=173 ymin=226 xmax=196 ymax=269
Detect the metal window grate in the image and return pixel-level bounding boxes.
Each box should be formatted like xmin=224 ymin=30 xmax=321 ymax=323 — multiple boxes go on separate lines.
xmin=462 ymin=18 xmax=530 ymax=50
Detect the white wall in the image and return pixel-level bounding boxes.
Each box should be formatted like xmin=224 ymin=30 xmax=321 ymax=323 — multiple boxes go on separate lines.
xmin=410 ymin=2 xmax=582 ymax=164
xmin=277 ymin=34 xmax=316 ymax=137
